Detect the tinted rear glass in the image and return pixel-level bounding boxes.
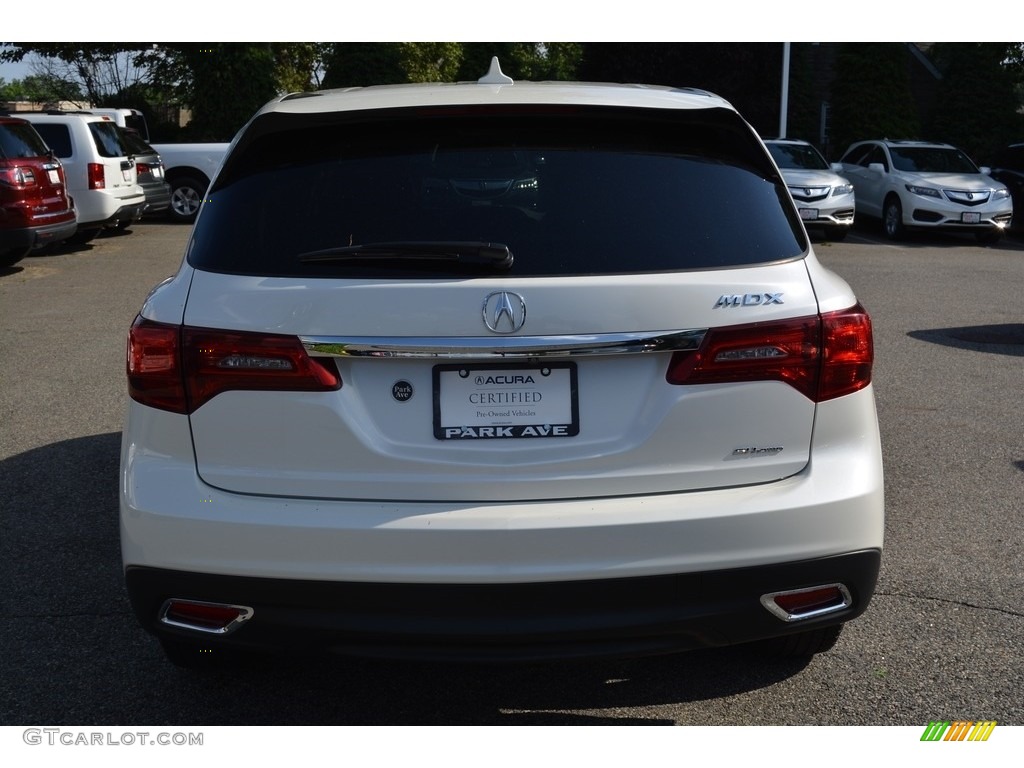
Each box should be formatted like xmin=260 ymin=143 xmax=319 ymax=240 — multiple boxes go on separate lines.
xmin=30 ymin=124 xmax=72 ymax=158
xmin=0 ymin=121 xmax=51 ymax=159
xmin=89 ymin=121 xmax=130 ymax=158
xmin=189 ymin=105 xmax=805 ymax=278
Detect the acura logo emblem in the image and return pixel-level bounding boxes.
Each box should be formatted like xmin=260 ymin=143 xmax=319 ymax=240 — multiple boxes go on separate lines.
xmin=482 ymin=291 xmax=526 ymax=333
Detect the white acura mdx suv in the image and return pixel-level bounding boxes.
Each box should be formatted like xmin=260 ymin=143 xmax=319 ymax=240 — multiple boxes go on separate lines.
xmin=121 ymin=60 xmax=884 ymax=667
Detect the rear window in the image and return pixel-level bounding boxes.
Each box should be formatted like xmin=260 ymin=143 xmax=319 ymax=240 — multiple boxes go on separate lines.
xmin=88 ymin=121 xmax=130 ymax=158
xmin=0 ymin=121 xmax=51 ymax=160
xmin=119 ymin=128 xmax=154 ymax=156
xmin=189 ymin=105 xmax=805 ymax=278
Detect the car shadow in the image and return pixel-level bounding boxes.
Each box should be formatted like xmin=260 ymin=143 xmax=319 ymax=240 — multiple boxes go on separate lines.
xmin=1 ymin=432 xmax=814 ymax=725
xmin=908 ymin=324 xmax=1024 ymax=357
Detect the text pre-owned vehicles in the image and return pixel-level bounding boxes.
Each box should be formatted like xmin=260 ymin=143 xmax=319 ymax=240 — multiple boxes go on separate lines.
xmin=0 ymin=116 xmax=77 ymax=266
xmin=988 ymin=143 xmax=1024 ymax=232
xmin=118 ymin=128 xmax=171 ymax=219
xmin=121 ymin=60 xmax=884 ymax=668
xmin=15 ymin=111 xmax=145 ymax=243
xmin=839 ymin=139 xmax=1013 ymax=242
xmin=764 ymin=138 xmax=855 ymax=241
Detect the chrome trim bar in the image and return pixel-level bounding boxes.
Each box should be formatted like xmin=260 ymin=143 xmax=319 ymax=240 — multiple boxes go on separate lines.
xmin=301 ymin=329 xmax=707 ymax=360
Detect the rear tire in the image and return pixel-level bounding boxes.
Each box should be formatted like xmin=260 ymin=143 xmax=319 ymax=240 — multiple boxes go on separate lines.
xmin=167 ymin=175 xmax=206 ymax=224
xmin=761 ymin=624 xmax=844 ymax=658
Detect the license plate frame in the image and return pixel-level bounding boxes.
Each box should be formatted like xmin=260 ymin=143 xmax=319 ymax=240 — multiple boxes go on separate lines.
xmin=433 ymin=362 xmax=579 ymax=440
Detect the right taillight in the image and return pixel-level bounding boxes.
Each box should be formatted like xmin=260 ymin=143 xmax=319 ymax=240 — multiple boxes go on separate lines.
xmin=127 ymin=317 xmax=342 ymax=414
xmin=818 ymin=304 xmax=873 ymax=401
xmin=87 ymin=162 xmax=105 ymax=190
xmin=666 ymin=303 xmax=872 ymax=403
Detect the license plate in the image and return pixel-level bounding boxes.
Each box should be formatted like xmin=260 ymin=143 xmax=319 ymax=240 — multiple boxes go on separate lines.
xmin=433 ymin=363 xmax=579 ymax=440
xmin=799 ymin=208 xmax=818 ymax=221
xmin=122 ymin=169 xmax=132 ymax=182
xmin=47 ymin=169 xmax=60 ymax=184
xmin=961 ymin=212 xmax=981 ymax=224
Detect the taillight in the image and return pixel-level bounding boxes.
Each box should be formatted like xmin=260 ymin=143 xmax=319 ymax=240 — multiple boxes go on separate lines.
xmin=0 ymin=166 xmax=37 ymax=186
xmin=666 ymin=304 xmax=872 ymax=403
xmin=127 ymin=317 xmax=342 ymax=414
xmin=136 ymin=162 xmax=151 ymax=174
xmin=87 ymin=162 xmax=105 ymax=190
xmin=128 ymin=317 xmax=186 ymax=413
xmin=819 ymin=305 xmax=873 ymax=401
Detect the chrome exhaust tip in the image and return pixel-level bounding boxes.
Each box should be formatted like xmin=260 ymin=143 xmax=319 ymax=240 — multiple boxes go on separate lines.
xmin=159 ymin=598 xmax=254 ymax=634
xmin=760 ymin=583 xmax=852 ymax=622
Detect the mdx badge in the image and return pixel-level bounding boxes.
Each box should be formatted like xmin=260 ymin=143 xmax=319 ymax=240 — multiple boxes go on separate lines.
xmin=482 ymin=291 xmax=527 ymax=333
xmin=714 ymin=292 xmax=784 ymax=308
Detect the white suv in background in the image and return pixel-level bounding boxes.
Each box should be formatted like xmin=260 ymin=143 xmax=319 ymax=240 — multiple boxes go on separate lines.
xmin=764 ymin=138 xmax=855 ymax=241
xmin=121 ymin=61 xmax=884 ymax=668
xmin=19 ymin=111 xmax=145 ymax=243
xmin=839 ymin=139 xmax=1013 ymax=242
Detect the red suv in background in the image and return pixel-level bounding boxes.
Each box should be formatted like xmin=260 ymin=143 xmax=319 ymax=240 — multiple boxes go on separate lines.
xmin=0 ymin=116 xmax=77 ymax=267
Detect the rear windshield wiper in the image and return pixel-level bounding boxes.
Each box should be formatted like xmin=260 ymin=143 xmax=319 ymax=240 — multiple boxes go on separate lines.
xmin=297 ymin=241 xmax=513 ymax=270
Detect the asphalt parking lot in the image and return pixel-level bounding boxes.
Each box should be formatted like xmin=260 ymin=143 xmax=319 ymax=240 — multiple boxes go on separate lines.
xmin=1 ymin=221 xmax=1022 ymax=726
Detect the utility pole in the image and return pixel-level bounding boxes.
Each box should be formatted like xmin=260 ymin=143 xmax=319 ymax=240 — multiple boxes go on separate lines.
xmin=779 ymin=42 xmax=790 ymax=138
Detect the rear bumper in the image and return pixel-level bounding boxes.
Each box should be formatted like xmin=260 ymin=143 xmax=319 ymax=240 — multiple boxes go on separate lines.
xmin=127 ymin=550 xmax=881 ymax=661
xmin=141 ymin=181 xmax=172 ymax=214
xmin=0 ymin=216 xmax=77 ymax=251
xmin=121 ymin=384 xmax=884 ymax=660
xmin=77 ymin=193 xmax=146 ymax=230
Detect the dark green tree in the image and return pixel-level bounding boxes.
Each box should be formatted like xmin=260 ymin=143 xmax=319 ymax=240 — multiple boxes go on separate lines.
xmin=927 ymin=43 xmax=1024 ymax=163
xmin=164 ymin=44 xmax=278 ymax=140
xmin=2 ymin=43 xmax=321 ymax=140
xmin=829 ymin=43 xmax=921 ymax=157
xmin=577 ymin=43 xmax=784 ymax=135
xmin=321 ymin=42 xmax=581 ymax=88
xmin=0 ymin=73 xmax=84 ymax=103
xmin=456 ymin=43 xmax=582 ymax=80
xmin=322 ymin=43 xmax=462 ymax=87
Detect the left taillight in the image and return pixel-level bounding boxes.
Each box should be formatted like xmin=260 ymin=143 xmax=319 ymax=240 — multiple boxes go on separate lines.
xmin=0 ymin=166 xmax=37 ymax=187
xmin=87 ymin=162 xmax=105 ymax=190
xmin=127 ymin=317 xmax=342 ymax=414
xmin=128 ymin=317 xmax=186 ymax=413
